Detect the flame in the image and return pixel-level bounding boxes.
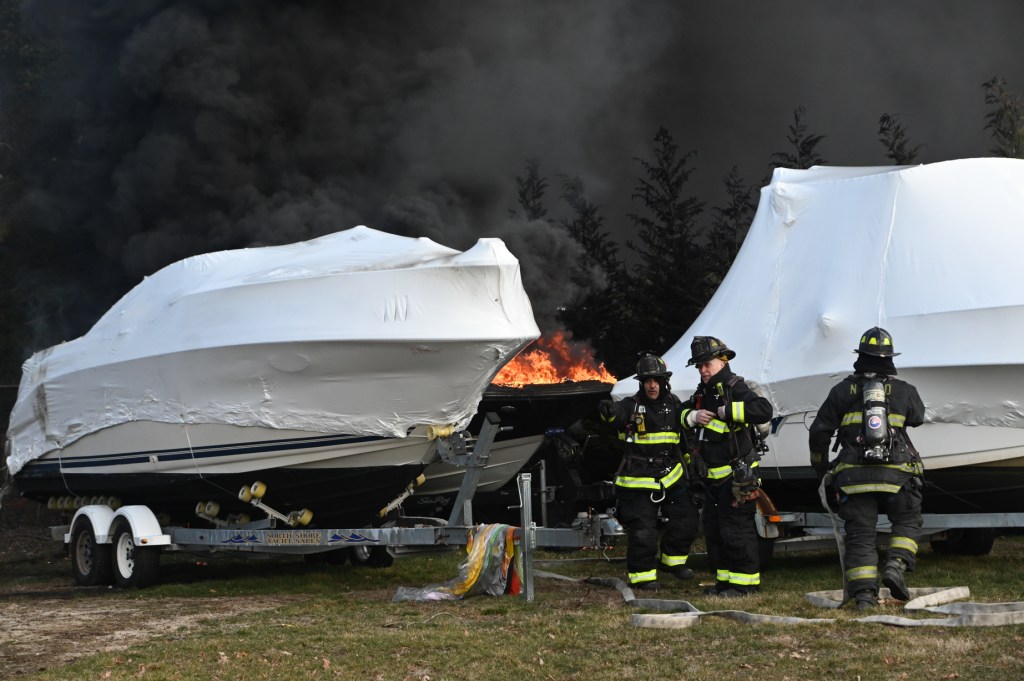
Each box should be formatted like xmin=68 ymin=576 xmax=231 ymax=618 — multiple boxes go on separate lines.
xmin=493 ymin=330 xmax=617 ymax=387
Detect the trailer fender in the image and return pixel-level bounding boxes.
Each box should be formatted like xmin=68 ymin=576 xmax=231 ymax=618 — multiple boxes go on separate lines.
xmin=65 ymin=505 xmax=117 ymax=544
xmin=112 ymin=505 xmax=173 ymax=547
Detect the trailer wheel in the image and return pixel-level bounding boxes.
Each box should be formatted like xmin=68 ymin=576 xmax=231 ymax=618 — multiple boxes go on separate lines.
xmin=110 ymin=517 xmax=161 ymax=588
xmin=349 ymin=545 xmax=395 ymax=568
xmin=71 ymin=520 xmax=113 ymax=587
xmin=930 ymin=528 xmax=996 ymax=556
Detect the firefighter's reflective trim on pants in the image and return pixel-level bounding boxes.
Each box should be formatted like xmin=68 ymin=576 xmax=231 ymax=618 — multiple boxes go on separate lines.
xmin=889 ymin=536 xmax=919 ymax=554
xmin=846 ymin=565 xmax=879 ymax=582
xmin=629 ymin=569 xmax=657 ymax=585
xmin=614 ymin=463 xmax=684 ymax=490
xmin=615 ymin=432 xmax=681 ymax=445
xmin=841 ymin=412 xmax=908 ymax=428
xmin=729 ymin=571 xmax=761 ymax=587
xmin=716 ymin=568 xmax=730 ymax=583
xmin=660 ymin=552 xmax=689 ymax=567
xmin=730 ymin=401 xmax=746 ymax=422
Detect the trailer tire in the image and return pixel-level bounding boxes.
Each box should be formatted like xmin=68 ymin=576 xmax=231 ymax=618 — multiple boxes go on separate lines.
xmin=111 ymin=517 xmax=161 ymax=588
xmin=71 ymin=520 xmax=114 ymax=587
xmin=930 ymin=528 xmax=996 ymax=556
xmin=349 ymin=545 xmax=394 ymax=568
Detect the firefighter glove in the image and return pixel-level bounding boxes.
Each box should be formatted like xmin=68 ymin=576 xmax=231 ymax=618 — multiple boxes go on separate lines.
xmin=598 ymin=399 xmax=615 ymax=420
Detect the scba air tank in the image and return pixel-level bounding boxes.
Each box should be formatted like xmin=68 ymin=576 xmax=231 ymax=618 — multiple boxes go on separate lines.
xmin=861 ymin=377 xmax=890 ymax=461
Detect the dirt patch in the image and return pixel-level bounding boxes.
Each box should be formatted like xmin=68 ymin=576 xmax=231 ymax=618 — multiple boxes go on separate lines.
xmin=0 ymin=502 xmax=300 ymax=678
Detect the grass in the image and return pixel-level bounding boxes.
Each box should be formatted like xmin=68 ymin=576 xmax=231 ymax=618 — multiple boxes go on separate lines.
xmin=12 ymin=535 xmax=1024 ymax=681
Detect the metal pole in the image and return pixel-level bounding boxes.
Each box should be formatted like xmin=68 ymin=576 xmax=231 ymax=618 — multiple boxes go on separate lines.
xmin=518 ymin=473 xmax=535 ymax=602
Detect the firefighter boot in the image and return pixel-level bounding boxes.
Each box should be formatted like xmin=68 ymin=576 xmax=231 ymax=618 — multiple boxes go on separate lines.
xmin=634 ymin=581 xmax=662 ymax=592
xmin=662 ymin=566 xmax=695 ymax=581
xmin=882 ymin=558 xmax=910 ymax=601
xmin=853 ymin=590 xmax=878 ymax=611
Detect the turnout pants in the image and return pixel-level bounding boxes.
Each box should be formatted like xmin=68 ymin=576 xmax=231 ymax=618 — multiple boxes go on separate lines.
xmin=617 ymin=483 xmax=700 ymax=585
xmin=703 ymin=479 xmax=760 ymax=591
xmin=839 ymin=483 xmax=923 ymax=596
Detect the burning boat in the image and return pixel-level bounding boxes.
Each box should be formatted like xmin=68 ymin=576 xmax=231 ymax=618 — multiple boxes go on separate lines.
xmin=410 ymin=331 xmax=616 ymax=517
xmin=615 ymin=158 xmax=1024 ymax=514
xmin=6 ymin=226 xmax=540 ymax=527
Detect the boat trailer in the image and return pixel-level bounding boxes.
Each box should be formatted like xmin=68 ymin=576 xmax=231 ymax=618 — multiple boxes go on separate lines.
xmin=58 ymin=411 xmax=623 ymax=600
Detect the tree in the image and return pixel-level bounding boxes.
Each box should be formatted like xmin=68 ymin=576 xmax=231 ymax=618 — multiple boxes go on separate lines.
xmin=509 ymin=158 xmax=548 ymax=220
xmin=555 ymin=175 xmax=635 ymax=378
xmin=768 ymin=105 xmax=828 ymax=172
xmin=982 ymin=77 xmax=1024 ymax=159
xmin=626 ymin=127 xmax=707 ymax=353
xmin=705 ymin=166 xmax=756 ymax=284
xmin=878 ymin=113 xmax=923 ymax=164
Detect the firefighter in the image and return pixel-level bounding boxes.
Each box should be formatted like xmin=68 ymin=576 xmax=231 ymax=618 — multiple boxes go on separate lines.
xmin=679 ymin=336 xmax=773 ymax=597
xmin=598 ymin=353 xmax=700 ymax=592
xmin=808 ymin=327 xmax=926 ymax=611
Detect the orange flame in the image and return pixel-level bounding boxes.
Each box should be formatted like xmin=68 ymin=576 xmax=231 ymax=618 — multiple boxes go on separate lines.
xmin=493 ymin=330 xmax=617 ymax=387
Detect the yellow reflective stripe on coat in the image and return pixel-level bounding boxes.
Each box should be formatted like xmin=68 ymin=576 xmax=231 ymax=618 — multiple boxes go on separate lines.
xmin=888 ymin=414 xmax=906 ymax=427
xmin=716 ymin=568 xmax=730 ymax=582
xmin=834 ymin=462 xmax=923 ymax=475
xmin=729 ymin=571 xmax=760 ymax=586
xmin=660 ymin=553 xmax=689 ymax=567
xmin=889 ymin=536 xmax=919 ymax=554
xmin=704 ymin=419 xmax=730 ymax=434
xmin=706 ymin=460 xmax=759 ymax=481
xmin=841 ymin=483 xmax=904 ymax=494
xmin=846 ymin=565 xmax=879 ymax=581
xmin=707 ymin=464 xmax=733 ymax=480
xmin=629 ymin=569 xmax=657 ymax=585
xmin=616 ymin=432 xmax=681 ymax=445
xmin=615 ymin=463 xmax=684 ymax=490
xmin=730 ymin=401 xmax=746 ymax=422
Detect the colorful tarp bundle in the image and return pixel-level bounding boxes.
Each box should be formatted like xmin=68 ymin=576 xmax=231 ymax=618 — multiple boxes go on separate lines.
xmin=392 ymin=524 xmax=521 ymax=602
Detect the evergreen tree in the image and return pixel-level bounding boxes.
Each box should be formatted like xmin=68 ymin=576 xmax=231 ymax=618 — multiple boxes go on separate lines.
xmin=982 ymin=77 xmax=1024 ymax=159
xmin=509 ymin=158 xmax=548 ymax=220
xmin=768 ymin=105 xmax=828 ymax=172
xmin=626 ymin=127 xmax=706 ymax=353
xmin=706 ymin=166 xmax=756 ymax=284
xmin=878 ymin=113 xmax=923 ymax=164
xmin=555 ymin=176 xmax=635 ymax=378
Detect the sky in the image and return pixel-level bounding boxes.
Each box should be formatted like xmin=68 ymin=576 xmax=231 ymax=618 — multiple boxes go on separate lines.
xmin=7 ymin=0 xmax=1024 ymax=349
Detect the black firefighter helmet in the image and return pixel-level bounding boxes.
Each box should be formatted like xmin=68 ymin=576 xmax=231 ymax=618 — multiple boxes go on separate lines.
xmin=686 ymin=335 xmax=736 ymax=366
xmin=636 ymin=353 xmax=671 ymax=381
xmin=854 ymin=326 xmax=901 ymax=357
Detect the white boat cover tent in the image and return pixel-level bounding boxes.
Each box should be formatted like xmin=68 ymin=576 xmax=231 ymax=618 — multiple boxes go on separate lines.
xmin=7 ymin=226 xmax=540 ymax=475
xmin=614 ymin=158 xmax=1024 ymax=432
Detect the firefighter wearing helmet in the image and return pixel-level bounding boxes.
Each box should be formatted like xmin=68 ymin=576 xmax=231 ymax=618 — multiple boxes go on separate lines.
xmin=597 ymin=353 xmax=700 ymax=591
xmin=809 ymin=327 xmax=926 ymax=610
xmin=679 ymin=336 xmax=774 ymax=597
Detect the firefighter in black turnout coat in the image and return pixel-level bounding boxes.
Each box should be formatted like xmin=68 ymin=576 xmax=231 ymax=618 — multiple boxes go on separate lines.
xmin=809 ymin=327 xmax=926 ymax=611
xmin=598 ymin=354 xmax=700 ymax=592
xmin=680 ymin=336 xmax=774 ymax=597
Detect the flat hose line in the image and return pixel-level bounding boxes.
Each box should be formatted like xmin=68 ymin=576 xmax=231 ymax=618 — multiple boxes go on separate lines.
xmin=535 ymin=575 xmax=1024 ymax=629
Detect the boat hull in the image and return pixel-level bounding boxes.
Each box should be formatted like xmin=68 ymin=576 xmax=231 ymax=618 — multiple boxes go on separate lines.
xmin=13 ymin=421 xmax=436 ymax=527
xmin=760 ymin=414 xmax=1024 ymax=514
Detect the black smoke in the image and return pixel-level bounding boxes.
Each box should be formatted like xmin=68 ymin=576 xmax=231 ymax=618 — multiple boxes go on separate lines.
xmin=5 ymin=0 xmax=679 ymax=351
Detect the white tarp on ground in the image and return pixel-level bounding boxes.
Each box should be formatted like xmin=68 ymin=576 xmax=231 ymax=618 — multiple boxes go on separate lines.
xmin=613 ymin=158 xmax=1024 ymax=429
xmin=6 ymin=226 xmax=540 ymax=475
